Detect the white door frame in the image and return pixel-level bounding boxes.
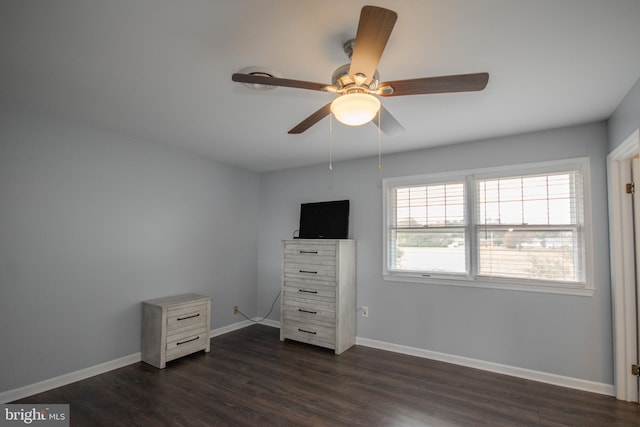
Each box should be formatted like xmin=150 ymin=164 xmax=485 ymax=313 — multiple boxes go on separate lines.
xmin=607 ymin=129 xmax=640 ymax=401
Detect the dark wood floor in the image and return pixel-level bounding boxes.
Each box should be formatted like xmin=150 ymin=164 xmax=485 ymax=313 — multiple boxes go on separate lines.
xmin=14 ymin=324 xmax=640 ymax=426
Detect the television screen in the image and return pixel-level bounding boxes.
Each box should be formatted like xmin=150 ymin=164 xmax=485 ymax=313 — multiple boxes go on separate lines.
xmin=299 ymin=200 xmax=349 ymax=239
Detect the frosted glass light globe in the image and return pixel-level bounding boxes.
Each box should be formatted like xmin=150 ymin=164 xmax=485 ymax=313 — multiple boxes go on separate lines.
xmin=330 ymin=93 xmax=381 ymax=126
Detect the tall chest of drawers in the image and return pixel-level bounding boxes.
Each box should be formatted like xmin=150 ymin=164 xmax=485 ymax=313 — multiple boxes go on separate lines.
xmin=281 ymin=239 xmax=356 ymax=354
xmin=141 ymin=293 xmax=211 ymax=369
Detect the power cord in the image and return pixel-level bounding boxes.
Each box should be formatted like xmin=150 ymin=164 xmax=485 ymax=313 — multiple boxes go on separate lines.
xmin=236 ymin=291 xmax=281 ymax=323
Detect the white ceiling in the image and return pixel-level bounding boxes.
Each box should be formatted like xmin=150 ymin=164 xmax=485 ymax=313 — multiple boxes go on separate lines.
xmin=1 ymin=0 xmax=640 ymax=172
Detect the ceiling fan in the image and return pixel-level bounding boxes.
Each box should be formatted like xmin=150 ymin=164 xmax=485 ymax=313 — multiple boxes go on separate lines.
xmin=232 ymin=5 xmax=489 ymax=136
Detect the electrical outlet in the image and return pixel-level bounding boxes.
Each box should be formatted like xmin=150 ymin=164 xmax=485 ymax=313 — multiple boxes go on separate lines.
xmin=233 ymin=305 xmax=238 ymax=314
xmin=361 ymin=306 xmax=368 ymax=317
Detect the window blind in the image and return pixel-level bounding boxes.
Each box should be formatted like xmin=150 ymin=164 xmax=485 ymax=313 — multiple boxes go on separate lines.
xmin=475 ymin=171 xmax=584 ymax=283
xmin=390 ymin=182 xmax=467 ymax=274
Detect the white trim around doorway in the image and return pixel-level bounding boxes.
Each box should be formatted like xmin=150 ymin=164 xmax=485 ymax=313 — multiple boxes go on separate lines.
xmin=607 ymin=129 xmax=640 ymax=402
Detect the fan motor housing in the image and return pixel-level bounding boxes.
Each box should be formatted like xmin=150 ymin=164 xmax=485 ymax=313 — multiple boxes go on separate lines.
xmin=332 ymin=63 xmax=379 ymax=91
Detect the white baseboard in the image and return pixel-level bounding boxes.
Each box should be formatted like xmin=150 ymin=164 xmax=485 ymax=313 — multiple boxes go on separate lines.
xmin=210 ymin=318 xmax=280 ymax=337
xmin=209 ymin=320 xmax=254 ymax=337
xmin=0 ymin=353 xmax=141 ymax=404
xmin=256 ymin=318 xmax=280 ymax=328
xmin=356 ymin=336 xmax=615 ymax=396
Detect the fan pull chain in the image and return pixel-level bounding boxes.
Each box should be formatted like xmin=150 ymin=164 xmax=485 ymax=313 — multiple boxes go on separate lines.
xmin=377 ymin=109 xmax=383 ymax=171
xmin=329 ymin=113 xmax=333 ymax=170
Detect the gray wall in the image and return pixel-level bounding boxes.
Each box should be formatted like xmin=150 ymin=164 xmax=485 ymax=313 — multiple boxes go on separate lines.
xmin=0 ymin=97 xmax=617 ymax=394
xmin=258 ymin=122 xmax=613 ymax=385
xmin=609 ymin=77 xmax=640 ymax=151
xmin=0 ymin=103 xmax=260 ymax=393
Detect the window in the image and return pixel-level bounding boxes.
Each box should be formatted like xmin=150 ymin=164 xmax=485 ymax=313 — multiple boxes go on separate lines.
xmin=390 ymin=181 xmax=467 ymax=275
xmin=382 ymin=158 xmax=593 ymax=295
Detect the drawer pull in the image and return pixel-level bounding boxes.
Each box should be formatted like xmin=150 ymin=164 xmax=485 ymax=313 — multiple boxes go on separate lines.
xmin=298 ymin=328 xmax=317 ymax=335
xmin=177 ymin=336 xmax=200 ymax=346
xmin=299 ymin=250 xmax=318 ymax=254
xmin=177 ymin=313 xmax=200 ymax=321
xmin=298 ymin=308 xmax=317 ymax=314
xmin=298 ymin=289 xmax=318 ymax=294
xmin=299 ymin=269 xmax=318 ymax=274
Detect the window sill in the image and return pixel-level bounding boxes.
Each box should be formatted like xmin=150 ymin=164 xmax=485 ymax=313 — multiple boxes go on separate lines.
xmin=382 ymin=273 xmax=595 ymax=296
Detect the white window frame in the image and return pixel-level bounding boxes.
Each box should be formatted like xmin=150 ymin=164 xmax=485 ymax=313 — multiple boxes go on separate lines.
xmin=382 ymin=157 xmax=595 ymax=296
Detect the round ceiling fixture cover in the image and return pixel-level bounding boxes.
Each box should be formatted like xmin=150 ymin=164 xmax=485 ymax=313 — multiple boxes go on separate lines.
xmin=237 ymin=66 xmax=281 ymax=90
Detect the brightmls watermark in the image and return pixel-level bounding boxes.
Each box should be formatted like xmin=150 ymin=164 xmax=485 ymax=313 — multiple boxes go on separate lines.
xmin=1 ymin=405 xmax=69 ymax=426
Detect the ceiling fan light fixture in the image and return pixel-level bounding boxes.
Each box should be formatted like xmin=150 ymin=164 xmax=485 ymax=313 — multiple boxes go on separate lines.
xmin=330 ymin=93 xmax=381 ymax=126
xmin=233 ymin=6 xmax=488 ymax=135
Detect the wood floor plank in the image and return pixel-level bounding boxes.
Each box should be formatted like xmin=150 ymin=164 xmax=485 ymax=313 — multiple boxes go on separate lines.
xmin=13 ymin=325 xmax=640 ymax=426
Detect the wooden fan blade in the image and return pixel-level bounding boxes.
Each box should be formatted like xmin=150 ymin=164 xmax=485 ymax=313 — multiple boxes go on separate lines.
xmin=232 ymin=73 xmax=335 ymax=92
xmin=349 ymin=6 xmax=397 ymax=86
xmin=288 ymin=103 xmax=332 ymax=134
xmin=372 ymin=105 xmax=405 ymax=136
xmin=378 ymin=72 xmax=489 ymax=97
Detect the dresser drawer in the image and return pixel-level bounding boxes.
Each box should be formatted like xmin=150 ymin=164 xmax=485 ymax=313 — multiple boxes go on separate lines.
xmin=283 ymin=295 xmax=336 ymax=322
xmin=166 ymin=302 xmax=208 ymax=332
xmin=284 ymin=242 xmax=337 ymax=259
xmin=283 ymin=263 xmax=336 ymax=281
xmin=283 ymin=254 xmax=336 ymax=268
xmin=282 ymin=322 xmax=336 ymax=349
xmin=283 ymin=311 xmax=336 ymax=331
xmin=283 ymin=255 xmax=336 ymax=268
xmin=284 ymin=282 xmax=336 ymax=303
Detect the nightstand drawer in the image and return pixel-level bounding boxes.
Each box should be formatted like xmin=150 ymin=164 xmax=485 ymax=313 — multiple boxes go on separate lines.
xmin=166 ymin=326 xmax=208 ymax=359
xmin=167 ymin=302 xmax=208 ymax=332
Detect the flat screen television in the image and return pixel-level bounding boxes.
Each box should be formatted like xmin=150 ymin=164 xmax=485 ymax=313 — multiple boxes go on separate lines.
xmin=298 ymin=200 xmax=350 ymax=239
